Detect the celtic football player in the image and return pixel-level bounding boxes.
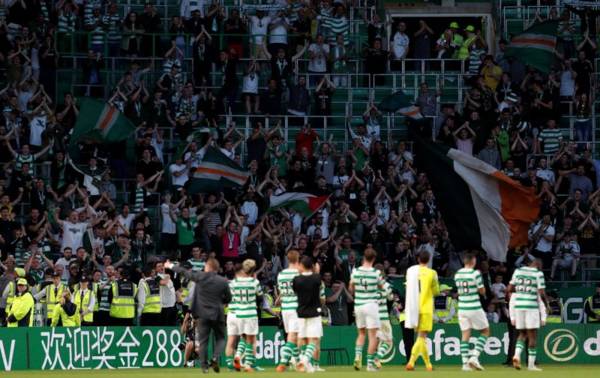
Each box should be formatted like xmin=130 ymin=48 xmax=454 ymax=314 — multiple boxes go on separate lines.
xmin=276 ymin=250 xmax=301 ymax=372
xmin=350 ymin=248 xmax=385 ymax=372
xmin=454 ymin=252 xmax=489 ymax=371
xmin=228 ymin=260 xmax=262 ymax=372
xmin=507 ymin=257 xmax=547 ymax=371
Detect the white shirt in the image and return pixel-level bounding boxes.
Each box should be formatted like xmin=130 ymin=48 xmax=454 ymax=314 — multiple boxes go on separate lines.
xmin=529 ymin=223 xmax=555 ymax=253
xmin=158 ymin=273 xmax=176 ymax=308
xmin=250 ymin=16 xmax=271 ymax=45
xmin=117 ymin=214 xmax=136 ymax=235
xmin=161 ymin=203 xmax=177 ymax=234
xmin=242 ymin=73 xmax=259 ymax=94
xmin=269 ymin=17 xmax=288 ymax=44
xmin=184 ymin=149 xmax=206 ymax=168
xmin=55 ymin=257 xmax=74 ymax=281
xmin=308 ymin=43 xmax=329 ymax=73
xmin=29 ymin=115 xmax=47 ymax=147
xmin=536 ymin=168 xmax=555 ymax=185
xmin=559 ymin=70 xmax=575 ymax=97
xmin=169 ymin=163 xmax=189 ymax=187
xmin=240 ymin=201 xmax=258 ymax=225
xmin=61 ymin=221 xmax=88 ymax=252
xmin=392 ymin=32 xmax=409 ymax=60
xmin=219 ymin=147 xmax=236 ymax=160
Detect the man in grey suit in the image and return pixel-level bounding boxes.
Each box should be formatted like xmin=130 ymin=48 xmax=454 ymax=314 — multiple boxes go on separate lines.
xmin=165 ymin=258 xmax=231 ymax=373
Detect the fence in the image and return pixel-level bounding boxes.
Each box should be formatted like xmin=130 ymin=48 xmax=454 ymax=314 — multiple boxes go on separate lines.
xmin=1 ymin=324 xmax=599 ymax=371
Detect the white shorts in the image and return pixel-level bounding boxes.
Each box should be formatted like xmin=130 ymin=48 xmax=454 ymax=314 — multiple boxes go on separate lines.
xmin=513 ymin=309 xmax=541 ymax=330
xmin=227 ymin=316 xmax=259 ymax=336
xmin=297 ymin=317 xmax=323 ymax=339
xmin=282 ymin=310 xmax=300 ymax=334
xmin=376 ymin=319 xmax=393 ymax=342
xmin=458 ymin=310 xmax=490 ymax=331
xmin=355 ymin=303 xmax=380 ymax=329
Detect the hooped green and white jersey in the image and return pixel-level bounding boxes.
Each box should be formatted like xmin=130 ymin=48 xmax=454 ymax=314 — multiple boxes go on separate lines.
xmin=277 ymin=268 xmax=300 ymax=312
xmin=510 ymin=266 xmax=545 ymax=310
xmin=229 ymin=277 xmax=262 ymax=318
xmin=378 ymin=281 xmax=393 ymax=320
xmin=351 ymin=266 xmax=384 ymax=306
xmin=454 ymin=268 xmax=484 ymax=312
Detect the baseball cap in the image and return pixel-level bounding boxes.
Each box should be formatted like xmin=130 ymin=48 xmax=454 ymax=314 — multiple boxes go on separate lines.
xmin=449 ymin=22 xmax=460 ymax=29
xmin=465 ymin=25 xmax=475 ymax=32
xmin=440 ymin=284 xmax=453 ymax=292
xmin=17 ymin=278 xmax=28 ymax=286
xmin=52 ymin=271 xmax=61 ymax=278
xmin=15 ymin=268 xmax=26 ymax=277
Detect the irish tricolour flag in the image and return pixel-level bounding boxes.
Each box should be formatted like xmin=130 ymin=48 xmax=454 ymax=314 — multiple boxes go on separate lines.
xmin=70 ymin=99 xmax=137 ymax=144
xmin=505 ymin=20 xmax=558 ymax=74
xmin=414 ymin=135 xmax=540 ymax=262
xmin=187 ymin=147 xmax=250 ymax=194
xmin=377 ymin=90 xmax=423 ymax=119
xmin=269 ymin=192 xmax=329 ymax=218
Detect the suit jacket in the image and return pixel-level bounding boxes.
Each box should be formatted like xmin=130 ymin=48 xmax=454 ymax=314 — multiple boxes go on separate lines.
xmin=173 ymin=267 xmax=231 ymax=321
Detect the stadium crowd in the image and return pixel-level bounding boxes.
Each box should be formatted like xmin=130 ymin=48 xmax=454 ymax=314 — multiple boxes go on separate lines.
xmin=0 ymin=0 xmax=600 ymax=330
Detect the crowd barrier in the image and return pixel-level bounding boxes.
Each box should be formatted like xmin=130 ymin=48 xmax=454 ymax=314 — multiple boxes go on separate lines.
xmin=1 ymin=324 xmax=599 ymax=371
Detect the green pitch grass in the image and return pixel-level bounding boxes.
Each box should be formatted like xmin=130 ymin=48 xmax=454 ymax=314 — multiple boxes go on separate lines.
xmin=1 ymin=365 xmax=594 ymax=378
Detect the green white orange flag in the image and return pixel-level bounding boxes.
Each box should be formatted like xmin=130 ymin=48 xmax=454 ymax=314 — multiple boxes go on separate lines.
xmin=187 ymin=147 xmax=249 ymax=194
xmin=70 ymin=99 xmax=137 ymax=145
xmin=377 ymin=90 xmax=423 ymax=119
xmin=413 ymin=134 xmax=540 ymax=262
xmin=269 ymin=192 xmax=329 ymax=218
xmin=505 ymin=20 xmax=559 ymax=74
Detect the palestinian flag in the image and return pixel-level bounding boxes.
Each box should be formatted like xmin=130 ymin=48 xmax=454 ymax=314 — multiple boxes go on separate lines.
xmin=70 ymin=99 xmax=136 ymax=145
xmin=377 ymin=90 xmax=423 ymax=119
xmin=187 ymin=147 xmax=249 ymax=194
xmin=505 ymin=20 xmax=558 ymax=74
xmin=269 ymin=192 xmax=329 ymax=218
xmin=413 ymin=135 xmax=540 ymax=262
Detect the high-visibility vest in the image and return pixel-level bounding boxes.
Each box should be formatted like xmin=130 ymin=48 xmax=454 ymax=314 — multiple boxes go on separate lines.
xmin=7 ymin=292 xmax=35 ymax=327
xmin=98 ymin=283 xmax=111 ymax=312
xmin=46 ymin=283 xmax=68 ymax=320
xmin=587 ymin=295 xmax=600 ymax=322
xmin=434 ymin=296 xmax=456 ymax=322
xmin=109 ymin=280 xmax=137 ymax=319
xmin=92 ymin=282 xmax=99 ymax=312
xmin=141 ymin=278 xmax=161 ymax=314
xmin=74 ymin=289 xmax=94 ymax=323
xmin=399 ymin=311 xmax=406 ymax=323
xmin=5 ymin=281 xmax=15 ymax=311
xmin=457 ymin=35 xmax=476 ymax=60
xmin=51 ymin=302 xmax=80 ymax=327
xmin=261 ymin=293 xmax=279 ymax=319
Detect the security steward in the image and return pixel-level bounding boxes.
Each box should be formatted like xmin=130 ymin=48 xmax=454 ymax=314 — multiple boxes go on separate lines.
xmin=546 ymin=291 xmax=563 ymax=323
xmin=35 ymin=271 xmax=70 ymax=326
xmin=6 ymin=278 xmax=35 ymax=327
xmin=137 ymin=265 xmax=162 ymax=326
xmin=51 ymin=291 xmax=80 ymax=327
xmin=434 ymin=284 xmax=457 ymax=323
xmin=260 ymin=286 xmax=280 ymax=326
xmin=108 ymin=267 xmax=138 ymax=326
xmin=457 ymin=25 xmax=477 ymax=60
xmin=73 ymin=275 xmax=96 ymax=326
xmin=1 ymin=267 xmax=26 ymax=325
xmin=585 ymin=283 xmax=600 ymax=323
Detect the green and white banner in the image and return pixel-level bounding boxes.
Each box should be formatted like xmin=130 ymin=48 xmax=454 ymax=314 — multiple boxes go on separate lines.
xmin=1 ymin=325 xmax=599 ymax=371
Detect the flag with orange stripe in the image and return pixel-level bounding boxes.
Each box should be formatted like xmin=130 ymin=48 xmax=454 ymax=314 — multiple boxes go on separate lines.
xmin=187 ymin=147 xmax=250 ymax=194
xmin=413 ymin=134 xmax=540 ymax=262
xmin=70 ymin=99 xmax=136 ymax=145
xmin=505 ymin=21 xmax=558 ymax=74
xmin=377 ymin=90 xmax=424 ymax=119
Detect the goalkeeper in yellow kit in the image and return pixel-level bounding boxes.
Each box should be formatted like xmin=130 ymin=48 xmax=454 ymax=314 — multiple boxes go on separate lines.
xmin=404 ymin=251 xmax=440 ymax=371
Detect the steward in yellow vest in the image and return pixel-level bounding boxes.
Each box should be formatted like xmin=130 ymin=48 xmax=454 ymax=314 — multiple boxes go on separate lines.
xmin=457 ymin=25 xmax=477 ymax=60
xmin=584 ymin=284 xmax=600 ymax=323
xmin=434 ymin=284 xmax=457 ymax=323
xmin=109 ymin=268 xmax=138 ymax=326
xmin=51 ymin=291 xmax=80 ymax=327
xmin=34 ymin=271 xmax=70 ymax=326
xmin=138 ymin=266 xmax=162 ymax=326
xmin=73 ymin=276 xmax=96 ymax=326
xmin=7 ymin=278 xmax=35 ymax=327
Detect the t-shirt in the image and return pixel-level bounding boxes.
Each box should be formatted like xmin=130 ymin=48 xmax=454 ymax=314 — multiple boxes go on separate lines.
xmin=308 ymin=43 xmax=330 ymax=73
xmin=277 ymin=268 xmax=299 ymax=312
xmin=250 ymin=16 xmax=271 ymax=45
xmin=538 ymin=128 xmax=563 ymax=154
xmin=61 ymin=221 xmax=88 ymax=252
xmin=509 ymin=266 xmax=545 ymax=310
xmin=29 ymin=115 xmax=47 ymax=147
xmin=229 ymin=276 xmax=261 ymax=318
xmin=269 ymin=17 xmax=288 ymax=44
xmin=350 ymin=266 xmax=384 ymax=306
xmin=292 ymin=272 xmax=323 ymax=318
xmin=176 ymin=217 xmax=198 ymax=246
xmin=378 ymin=281 xmax=392 ymax=320
xmin=454 ymin=268 xmax=484 ymax=312
xmin=169 ymin=163 xmax=189 ymax=187
xmin=392 ymin=32 xmax=409 ymax=59
xmin=186 ymin=258 xmax=206 ymax=272
xmin=161 ymin=203 xmax=176 ymax=234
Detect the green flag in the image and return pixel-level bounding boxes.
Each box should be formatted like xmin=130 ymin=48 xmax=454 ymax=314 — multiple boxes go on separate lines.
xmin=187 ymin=147 xmax=249 ymax=194
xmin=505 ymin=20 xmax=558 ymax=74
xmin=70 ymin=99 xmax=137 ymax=145
xmin=377 ymin=90 xmax=423 ymax=119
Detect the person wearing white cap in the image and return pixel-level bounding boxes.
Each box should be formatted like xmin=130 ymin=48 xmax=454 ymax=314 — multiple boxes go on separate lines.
xmin=6 ymin=278 xmax=35 ymax=327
